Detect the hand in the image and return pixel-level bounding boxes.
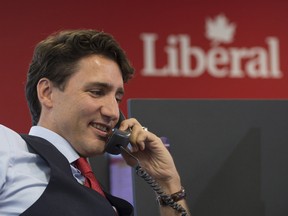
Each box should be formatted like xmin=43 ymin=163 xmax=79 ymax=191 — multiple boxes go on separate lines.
xmin=119 ymin=118 xmax=181 ymax=191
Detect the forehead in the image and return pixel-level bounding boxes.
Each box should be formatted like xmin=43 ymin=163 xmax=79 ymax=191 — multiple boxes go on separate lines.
xmin=70 ymin=55 xmax=124 ymax=85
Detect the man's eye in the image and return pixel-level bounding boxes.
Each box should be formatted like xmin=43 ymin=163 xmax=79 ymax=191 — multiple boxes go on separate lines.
xmin=116 ymin=97 xmax=122 ymax=103
xmin=89 ymin=90 xmax=104 ymax=96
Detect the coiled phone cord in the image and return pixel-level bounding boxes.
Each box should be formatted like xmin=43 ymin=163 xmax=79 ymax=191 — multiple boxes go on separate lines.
xmin=120 ymin=146 xmax=188 ymax=216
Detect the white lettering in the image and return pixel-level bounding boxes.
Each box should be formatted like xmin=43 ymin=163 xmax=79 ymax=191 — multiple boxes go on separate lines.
xmin=229 ymin=48 xmax=247 ymax=78
xmin=179 ymin=35 xmax=205 ymax=77
xmin=140 ymin=33 xmax=283 ymax=79
xmin=140 ymin=33 xmax=167 ymax=76
xmin=207 ymin=47 xmax=229 ymax=78
xmin=267 ymin=37 xmax=283 ymax=78
xmin=165 ymin=35 xmax=179 ymax=75
xmin=246 ymin=47 xmax=269 ymax=78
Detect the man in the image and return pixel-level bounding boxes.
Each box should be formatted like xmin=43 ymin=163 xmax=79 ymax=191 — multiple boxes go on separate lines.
xmin=0 ymin=29 xmax=190 ymax=215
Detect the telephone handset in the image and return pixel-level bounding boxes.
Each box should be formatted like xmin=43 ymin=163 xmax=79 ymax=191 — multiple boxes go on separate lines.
xmin=105 ymin=111 xmax=130 ymax=155
xmin=105 ymin=111 xmax=188 ymax=216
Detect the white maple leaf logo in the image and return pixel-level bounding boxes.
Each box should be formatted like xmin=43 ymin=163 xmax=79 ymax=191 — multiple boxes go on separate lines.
xmin=205 ymin=14 xmax=236 ymax=46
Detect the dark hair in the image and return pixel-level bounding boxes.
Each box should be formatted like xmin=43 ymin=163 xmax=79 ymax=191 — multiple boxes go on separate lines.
xmin=25 ymin=29 xmax=135 ymax=125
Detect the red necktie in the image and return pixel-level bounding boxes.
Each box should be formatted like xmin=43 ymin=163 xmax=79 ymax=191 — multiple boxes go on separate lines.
xmin=74 ymin=157 xmax=106 ymax=198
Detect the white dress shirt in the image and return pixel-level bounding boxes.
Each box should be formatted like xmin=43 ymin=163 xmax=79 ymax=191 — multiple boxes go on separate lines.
xmin=0 ymin=125 xmax=83 ymax=216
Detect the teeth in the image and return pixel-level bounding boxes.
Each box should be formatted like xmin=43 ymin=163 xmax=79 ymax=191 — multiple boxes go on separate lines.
xmin=93 ymin=124 xmax=108 ymax=132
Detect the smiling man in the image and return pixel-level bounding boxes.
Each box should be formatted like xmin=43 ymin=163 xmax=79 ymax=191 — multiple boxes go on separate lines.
xmin=37 ymin=55 xmax=124 ymax=157
xmin=0 ymin=29 xmax=190 ymax=216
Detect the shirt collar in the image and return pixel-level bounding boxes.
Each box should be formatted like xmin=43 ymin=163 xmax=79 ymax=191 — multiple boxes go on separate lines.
xmin=28 ymin=126 xmax=80 ymax=164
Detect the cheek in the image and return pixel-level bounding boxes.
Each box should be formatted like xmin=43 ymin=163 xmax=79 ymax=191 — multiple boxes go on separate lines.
xmin=76 ymin=99 xmax=99 ymax=117
xmin=55 ymin=93 xmax=98 ymax=120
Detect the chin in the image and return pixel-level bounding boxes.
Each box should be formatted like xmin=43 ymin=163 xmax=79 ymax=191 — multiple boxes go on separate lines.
xmin=77 ymin=140 xmax=105 ymax=157
xmin=89 ymin=144 xmax=106 ymax=156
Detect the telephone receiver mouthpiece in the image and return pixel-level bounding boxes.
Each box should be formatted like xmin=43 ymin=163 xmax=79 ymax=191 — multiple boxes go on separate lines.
xmin=105 ymin=128 xmax=130 ymax=155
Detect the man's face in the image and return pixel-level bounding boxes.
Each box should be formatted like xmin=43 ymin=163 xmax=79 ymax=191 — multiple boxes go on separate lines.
xmin=42 ymin=55 xmax=124 ymax=156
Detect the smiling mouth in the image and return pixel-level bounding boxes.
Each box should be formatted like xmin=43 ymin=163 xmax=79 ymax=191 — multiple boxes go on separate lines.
xmin=90 ymin=123 xmax=111 ymax=134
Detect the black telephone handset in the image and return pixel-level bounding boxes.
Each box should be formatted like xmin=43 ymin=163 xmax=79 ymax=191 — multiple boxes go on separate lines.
xmin=105 ymin=111 xmax=130 ymax=155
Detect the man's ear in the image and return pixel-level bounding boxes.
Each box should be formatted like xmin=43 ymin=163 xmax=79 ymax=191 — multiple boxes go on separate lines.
xmin=37 ymin=78 xmax=53 ymax=108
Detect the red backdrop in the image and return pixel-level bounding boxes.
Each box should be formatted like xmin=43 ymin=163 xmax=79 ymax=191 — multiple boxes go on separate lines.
xmin=0 ymin=0 xmax=288 ymax=132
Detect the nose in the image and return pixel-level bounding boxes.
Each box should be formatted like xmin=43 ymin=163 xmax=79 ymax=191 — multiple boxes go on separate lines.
xmin=100 ymin=96 xmax=119 ymax=124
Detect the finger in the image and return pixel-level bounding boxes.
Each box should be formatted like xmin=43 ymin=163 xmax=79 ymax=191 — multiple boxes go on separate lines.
xmin=129 ymin=126 xmax=150 ymax=151
xmin=118 ymin=118 xmax=140 ymax=130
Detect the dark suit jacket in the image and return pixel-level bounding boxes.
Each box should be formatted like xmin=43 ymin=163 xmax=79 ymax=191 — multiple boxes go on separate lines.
xmin=19 ymin=134 xmax=134 ymax=216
